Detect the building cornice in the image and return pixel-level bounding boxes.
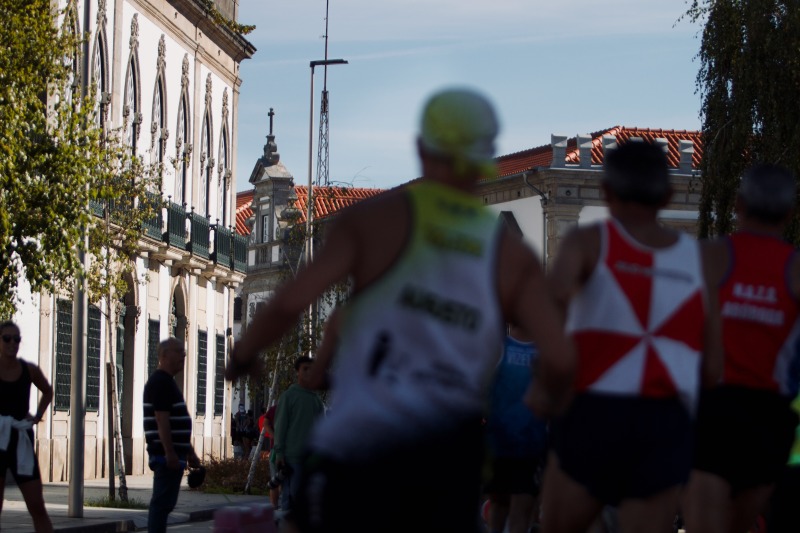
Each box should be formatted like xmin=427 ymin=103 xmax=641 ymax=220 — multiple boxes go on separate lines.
xmin=169 ymin=0 xmax=256 ymax=63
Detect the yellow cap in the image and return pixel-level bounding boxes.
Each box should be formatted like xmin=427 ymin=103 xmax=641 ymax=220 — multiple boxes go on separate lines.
xmin=419 ymin=88 xmax=499 ymax=179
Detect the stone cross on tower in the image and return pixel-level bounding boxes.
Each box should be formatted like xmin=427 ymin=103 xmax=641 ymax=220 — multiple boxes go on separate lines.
xmin=268 ymin=108 xmax=275 ymax=135
xmin=263 ymin=108 xmax=280 ymax=165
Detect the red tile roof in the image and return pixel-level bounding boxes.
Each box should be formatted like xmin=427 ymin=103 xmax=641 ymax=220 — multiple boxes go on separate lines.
xmin=495 ymin=126 xmax=703 ymax=178
xmin=235 ymin=191 xmax=254 ymax=236
xmin=235 ymin=186 xmax=385 ymax=236
xmin=293 ymin=186 xmax=385 ymax=225
xmin=236 ymin=127 xmax=703 ymax=236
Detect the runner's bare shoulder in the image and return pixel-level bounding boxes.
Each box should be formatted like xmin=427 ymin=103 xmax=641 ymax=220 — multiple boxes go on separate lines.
xmin=329 ymin=186 xmax=412 ymax=291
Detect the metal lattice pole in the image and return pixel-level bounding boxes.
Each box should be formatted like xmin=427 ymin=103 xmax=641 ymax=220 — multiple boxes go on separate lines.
xmin=315 ymin=90 xmax=330 ymax=187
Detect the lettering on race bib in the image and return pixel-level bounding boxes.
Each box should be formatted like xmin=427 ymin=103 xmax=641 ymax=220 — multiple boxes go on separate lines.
xmin=721 ymin=301 xmax=784 ymax=326
xmin=423 ymin=224 xmax=483 ymax=256
xmin=398 ymin=285 xmax=481 ymax=331
xmin=613 ymin=261 xmax=695 ymax=283
xmin=732 ymin=282 xmax=778 ymax=304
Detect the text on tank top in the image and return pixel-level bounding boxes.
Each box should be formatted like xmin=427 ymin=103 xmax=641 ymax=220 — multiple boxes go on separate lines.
xmin=309 ymin=181 xmax=505 ymax=458
xmin=719 ymin=232 xmax=800 ymax=395
xmin=566 ymin=219 xmax=706 ymax=409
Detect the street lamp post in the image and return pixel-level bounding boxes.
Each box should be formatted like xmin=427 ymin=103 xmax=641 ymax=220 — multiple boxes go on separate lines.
xmin=305 ymin=59 xmax=347 ymax=354
xmin=305 ymin=59 xmax=347 ymax=267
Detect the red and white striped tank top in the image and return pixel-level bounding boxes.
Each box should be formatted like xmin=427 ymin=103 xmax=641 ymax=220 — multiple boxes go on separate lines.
xmin=566 ymin=219 xmax=706 ymax=411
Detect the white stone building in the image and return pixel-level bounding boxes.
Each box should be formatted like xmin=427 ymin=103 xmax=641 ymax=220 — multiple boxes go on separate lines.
xmin=12 ymin=0 xmax=253 ymax=481
xmin=475 ymin=126 xmax=703 ymax=266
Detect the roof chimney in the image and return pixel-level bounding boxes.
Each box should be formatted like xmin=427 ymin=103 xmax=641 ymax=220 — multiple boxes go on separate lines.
xmin=602 ymin=135 xmax=617 ymax=162
xmin=577 ymin=134 xmax=593 ymax=168
xmin=654 ymin=137 xmax=669 ymax=155
xmin=679 ymin=140 xmax=694 ymax=174
xmin=551 ymin=135 xmax=568 ymax=168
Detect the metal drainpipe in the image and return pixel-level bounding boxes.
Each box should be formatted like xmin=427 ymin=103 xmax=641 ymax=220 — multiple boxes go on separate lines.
xmin=522 ymin=171 xmax=549 ymax=270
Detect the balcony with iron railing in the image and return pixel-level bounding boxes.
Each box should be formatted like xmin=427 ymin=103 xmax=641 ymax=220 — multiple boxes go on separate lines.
xmin=90 ymin=198 xmax=105 ymax=217
xmin=188 ymin=210 xmax=210 ymax=259
xmin=233 ymin=233 xmax=247 ymax=273
xmin=212 ymin=225 xmax=232 ymax=268
xmin=87 ymin=190 xmax=244 ymax=278
xmin=142 ymin=192 xmax=163 ymax=241
xmin=164 ymin=200 xmax=187 ymax=250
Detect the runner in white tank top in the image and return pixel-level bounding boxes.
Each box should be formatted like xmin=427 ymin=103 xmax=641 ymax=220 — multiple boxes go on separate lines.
xmin=226 ymin=88 xmax=574 ymax=533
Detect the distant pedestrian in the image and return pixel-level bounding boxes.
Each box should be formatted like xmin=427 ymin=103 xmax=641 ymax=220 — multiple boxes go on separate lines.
xmin=270 ymin=356 xmax=324 ymax=512
xmin=0 ymin=320 xmax=53 ymax=533
xmin=242 ymin=408 xmax=256 ymax=459
xmin=143 ymin=338 xmax=201 ymax=533
xmin=232 ymin=403 xmax=246 ymax=458
xmin=484 ymin=326 xmax=547 ymax=533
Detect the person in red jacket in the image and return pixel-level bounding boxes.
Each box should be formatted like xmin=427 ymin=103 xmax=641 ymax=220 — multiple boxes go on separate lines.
xmin=257 ymin=405 xmax=276 ymax=451
xmin=684 ymin=164 xmax=800 ymax=533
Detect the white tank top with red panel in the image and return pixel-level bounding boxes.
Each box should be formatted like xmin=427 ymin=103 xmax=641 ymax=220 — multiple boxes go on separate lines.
xmin=566 ymin=219 xmax=706 ymax=412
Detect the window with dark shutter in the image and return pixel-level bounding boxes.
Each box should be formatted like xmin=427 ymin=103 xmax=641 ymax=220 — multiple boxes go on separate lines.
xmin=196 ymin=330 xmax=207 ymax=416
xmin=86 ymin=306 xmax=102 ymax=411
xmin=233 ymin=297 xmax=242 ymax=321
xmin=55 ymin=300 xmax=73 ymax=411
xmin=214 ymin=334 xmax=225 ymax=416
xmin=147 ymin=319 xmax=160 ymax=377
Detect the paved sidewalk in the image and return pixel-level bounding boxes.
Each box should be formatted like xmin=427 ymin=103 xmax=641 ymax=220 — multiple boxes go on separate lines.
xmin=0 ymin=473 xmax=267 ymax=532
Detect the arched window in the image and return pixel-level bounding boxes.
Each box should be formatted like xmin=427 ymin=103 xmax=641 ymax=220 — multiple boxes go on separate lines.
xmin=151 ymin=75 xmax=166 ymax=165
xmin=123 ymin=56 xmax=140 ymax=155
xmin=200 ymin=113 xmax=212 ymax=216
xmin=218 ymin=127 xmax=229 ymax=224
xmin=62 ymin=4 xmax=80 ymax=108
xmin=91 ymin=32 xmax=108 ymax=130
xmin=176 ymin=93 xmax=190 ymax=205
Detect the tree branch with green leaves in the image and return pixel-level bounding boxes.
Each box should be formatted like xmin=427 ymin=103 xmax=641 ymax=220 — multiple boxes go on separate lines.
xmin=689 ymin=0 xmax=800 ymax=241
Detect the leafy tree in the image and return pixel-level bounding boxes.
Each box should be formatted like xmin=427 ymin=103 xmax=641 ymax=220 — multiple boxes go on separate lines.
xmin=86 ymin=133 xmax=162 ymax=501
xmin=0 ymin=0 xmax=95 ymax=316
xmin=0 ymin=0 xmax=163 ymax=498
xmin=689 ymin=0 xmax=800 ymax=241
xmin=0 ymin=0 xmax=162 ymax=316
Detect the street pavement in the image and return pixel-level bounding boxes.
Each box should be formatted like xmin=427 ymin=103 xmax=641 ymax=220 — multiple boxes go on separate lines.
xmin=0 ymin=473 xmax=268 ymax=532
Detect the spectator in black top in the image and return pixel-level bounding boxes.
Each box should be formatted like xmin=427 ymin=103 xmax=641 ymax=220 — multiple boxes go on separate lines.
xmin=0 ymin=320 xmax=53 ymax=533
xmin=143 ymin=338 xmax=200 ymax=533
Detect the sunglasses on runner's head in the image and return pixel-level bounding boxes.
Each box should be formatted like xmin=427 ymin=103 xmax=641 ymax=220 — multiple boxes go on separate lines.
xmin=1 ymin=335 xmax=21 ymax=344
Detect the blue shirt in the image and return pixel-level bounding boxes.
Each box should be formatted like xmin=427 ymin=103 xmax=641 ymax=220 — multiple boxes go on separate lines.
xmin=485 ymin=335 xmax=547 ymax=458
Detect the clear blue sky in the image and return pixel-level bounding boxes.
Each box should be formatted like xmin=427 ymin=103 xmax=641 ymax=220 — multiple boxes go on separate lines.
xmin=235 ymin=1 xmax=704 ymax=192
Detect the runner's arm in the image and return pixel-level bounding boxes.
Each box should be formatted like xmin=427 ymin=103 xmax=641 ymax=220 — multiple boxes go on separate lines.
xmin=28 ymin=363 xmax=53 ymax=423
xmin=307 ymin=309 xmax=341 ymax=390
xmin=227 ymin=216 xmax=358 ymax=380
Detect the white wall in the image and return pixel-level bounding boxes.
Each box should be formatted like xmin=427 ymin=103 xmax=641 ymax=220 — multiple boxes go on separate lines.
xmin=486 ymin=196 xmax=545 ymax=256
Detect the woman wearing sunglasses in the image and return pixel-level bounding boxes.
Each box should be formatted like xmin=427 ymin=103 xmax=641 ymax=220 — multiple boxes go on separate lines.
xmin=0 ymin=320 xmax=53 ymax=532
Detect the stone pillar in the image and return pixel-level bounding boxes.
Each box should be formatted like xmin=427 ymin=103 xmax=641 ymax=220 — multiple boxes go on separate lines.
xmin=544 ymin=204 xmax=582 ymax=268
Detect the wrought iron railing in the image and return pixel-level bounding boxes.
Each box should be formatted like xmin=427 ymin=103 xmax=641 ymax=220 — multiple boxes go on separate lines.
xmin=233 ymin=233 xmax=247 ymax=272
xmin=164 ymin=200 xmax=187 ymax=249
xmin=188 ymin=211 xmax=210 ymax=259
xmin=213 ymin=225 xmax=232 ymax=268
xmin=89 ymin=198 xmax=105 ymax=217
xmin=142 ymin=192 xmax=163 ymax=241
